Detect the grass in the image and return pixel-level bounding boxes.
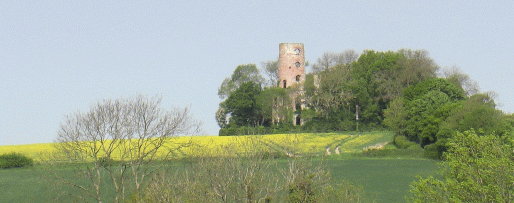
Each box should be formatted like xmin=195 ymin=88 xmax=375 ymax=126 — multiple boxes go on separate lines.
xmin=0 ymin=157 xmax=439 ymax=203
xmin=326 ymin=158 xmax=440 ymax=202
xmin=0 ymin=131 xmax=436 ymax=202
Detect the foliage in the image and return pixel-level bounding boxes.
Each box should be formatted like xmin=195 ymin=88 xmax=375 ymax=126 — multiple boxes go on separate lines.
xmin=261 ymin=59 xmax=280 ymax=87
xmin=439 ymin=93 xmax=511 ymax=137
xmin=302 ymin=49 xmax=438 ymax=133
xmin=215 ymin=102 xmax=228 ymax=128
xmin=401 ymin=78 xmax=465 ymax=147
xmin=0 ymin=152 xmax=33 ymax=169
xmin=303 ymin=64 xmax=353 ymax=118
xmin=218 ymin=63 xmax=265 ymax=99
xmin=408 ymin=130 xmax=514 ymax=202
xmin=393 ymin=135 xmax=418 ymax=149
xmin=217 ymin=49 xmax=440 ymax=134
xmin=441 ymin=66 xmax=480 ymax=96
xmin=257 ymin=87 xmax=292 ymax=126
xmin=403 ymin=78 xmax=465 ymax=102
xmin=225 ymin=81 xmax=263 ymax=126
xmin=383 ymin=97 xmax=407 ymax=135
xmin=405 ymin=90 xmax=451 ymax=145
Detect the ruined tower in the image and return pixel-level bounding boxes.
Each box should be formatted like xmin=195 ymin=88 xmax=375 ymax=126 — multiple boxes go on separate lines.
xmin=278 ymin=43 xmax=305 ymax=88
xmin=278 ymin=43 xmax=305 ymax=125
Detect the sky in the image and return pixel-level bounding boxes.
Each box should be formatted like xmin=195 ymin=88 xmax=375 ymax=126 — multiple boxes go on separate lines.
xmin=1 ymin=0 xmax=513 ymax=145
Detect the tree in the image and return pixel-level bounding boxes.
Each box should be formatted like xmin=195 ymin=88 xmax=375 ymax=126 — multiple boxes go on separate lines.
xmin=408 ymin=130 xmax=514 ymax=202
xmin=441 ymin=66 xmax=480 ymax=96
xmin=311 ymin=50 xmax=358 ymax=73
xmin=225 ymin=81 xmax=262 ymax=126
xmin=305 ymin=49 xmax=438 ymax=131
xmin=405 ymin=91 xmax=451 ymax=146
xmin=427 ymin=93 xmax=513 ymax=158
xmin=261 ymin=59 xmax=279 ymax=87
xmin=348 ymin=50 xmax=406 ymax=126
xmin=304 ymin=64 xmax=354 ymax=118
xmin=396 ymin=49 xmax=439 ymax=87
xmin=383 ymin=97 xmax=407 ymax=136
xmin=256 ymin=87 xmax=291 ymax=125
xmin=401 ymin=78 xmax=465 ymax=146
xmin=218 ymin=64 xmax=264 ymax=99
xmin=48 ymin=94 xmax=202 ymax=202
xmin=215 ymin=102 xmax=229 ymax=128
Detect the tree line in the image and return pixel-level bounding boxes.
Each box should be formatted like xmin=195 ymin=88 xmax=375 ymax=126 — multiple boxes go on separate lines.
xmin=216 ymin=48 xmax=514 ymax=158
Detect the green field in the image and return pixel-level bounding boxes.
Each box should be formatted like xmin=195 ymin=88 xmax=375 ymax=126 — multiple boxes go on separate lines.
xmin=0 ymin=132 xmax=439 ymax=202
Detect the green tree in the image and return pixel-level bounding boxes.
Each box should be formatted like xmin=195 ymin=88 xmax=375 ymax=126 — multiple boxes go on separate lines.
xmin=225 ymin=81 xmax=262 ymax=126
xmin=348 ymin=50 xmax=406 ymax=126
xmin=403 ymin=78 xmax=465 ymax=102
xmin=383 ymin=97 xmax=407 ymax=135
xmin=441 ymin=93 xmax=510 ymax=136
xmin=304 ymin=49 xmax=438 ymax=132
xmin=401 ymin=78 xmax=465 ymax=147
xmin=303 ymin=64 xmax=354 ymax=118
xmin=218 ymin=64 xmax=264 ymax=99
xmin=425 ymin=93 xmax=513 ymax=158
xmin=405 ymin=91 xmax=450 ymax=145
xmin=256 ymin=87 xmax=291 ymax=126
xmin=408 ymin=130 xmax=514 ymax=202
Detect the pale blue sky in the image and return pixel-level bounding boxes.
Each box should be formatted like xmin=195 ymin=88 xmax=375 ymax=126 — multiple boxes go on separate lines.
xmin=1 ymin=1 xmax=513 ymax=145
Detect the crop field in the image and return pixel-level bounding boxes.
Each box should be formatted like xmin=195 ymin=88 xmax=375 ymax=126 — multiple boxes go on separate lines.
xmin=0 ymin=131 xmax=438 ymax=202
xmin=0 ymin=156 xmax=439 ymax=203
xmin=0 ymin=131 xmax=394 ymax=162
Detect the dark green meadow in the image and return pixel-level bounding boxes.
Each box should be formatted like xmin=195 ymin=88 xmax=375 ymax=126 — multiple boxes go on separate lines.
xmin=0 ymin=157 xmax=439 ymax=203
xmin=326 ymin=158 xmax=439 ymax=202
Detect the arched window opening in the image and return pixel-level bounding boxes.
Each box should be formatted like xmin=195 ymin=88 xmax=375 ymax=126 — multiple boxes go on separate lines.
xmin=294 ymin=48 xmax=300 ymax=55
xmin=295 ymin=62 xmax=300 ymax=68
xmin=295 ymin=75 xmax=300 ymax=82
xmin=283 ymin=80 xmax=287 ymax=88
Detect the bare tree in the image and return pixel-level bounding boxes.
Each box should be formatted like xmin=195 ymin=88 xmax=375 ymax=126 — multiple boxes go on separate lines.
xmin=136 ymin=136 xmax=282 ymax=203
xmin=442 ymin=66 xmax=480 ymax=96
xmin=261 ymin=59 xmax=279 ymax=87
xmin=50 ymin=94 xmax=202 ymax=202
xmin=311 ymin=50 xmax=359 ymax=73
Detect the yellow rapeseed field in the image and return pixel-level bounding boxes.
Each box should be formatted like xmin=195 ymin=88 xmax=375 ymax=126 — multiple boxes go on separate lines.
xmin=0 ymin=132 xmax=392 ymax=162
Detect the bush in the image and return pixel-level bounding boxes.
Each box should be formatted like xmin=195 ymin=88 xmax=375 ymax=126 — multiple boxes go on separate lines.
xmin=408 ymin=130 xmax=514 ymax=202
xmin=360 ymin=148 xmax=424 ymax=158
xmin=393 ymin=135 xmax=417 ymax=149
xmin=0 ymin=152 xmax=34 ymax=169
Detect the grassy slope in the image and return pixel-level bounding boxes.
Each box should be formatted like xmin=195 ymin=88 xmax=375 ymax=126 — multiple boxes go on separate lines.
xmin=0 ymin=131 xmax=437 ymax=202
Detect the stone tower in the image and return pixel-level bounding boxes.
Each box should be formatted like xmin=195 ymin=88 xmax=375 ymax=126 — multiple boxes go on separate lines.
xmin=278 ymin=43 xmax=305 ymax=88
xmin=278 ymin=43 xmax=305 ymax=125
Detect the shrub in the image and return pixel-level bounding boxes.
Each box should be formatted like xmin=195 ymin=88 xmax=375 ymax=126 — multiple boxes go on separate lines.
xmin=0 ymin=152 xmax=34 ymax=169
xmin=409 ymin=130 xmax=514 ymax=202
xmin=393 ymin=135 xmax=417 ymax=149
